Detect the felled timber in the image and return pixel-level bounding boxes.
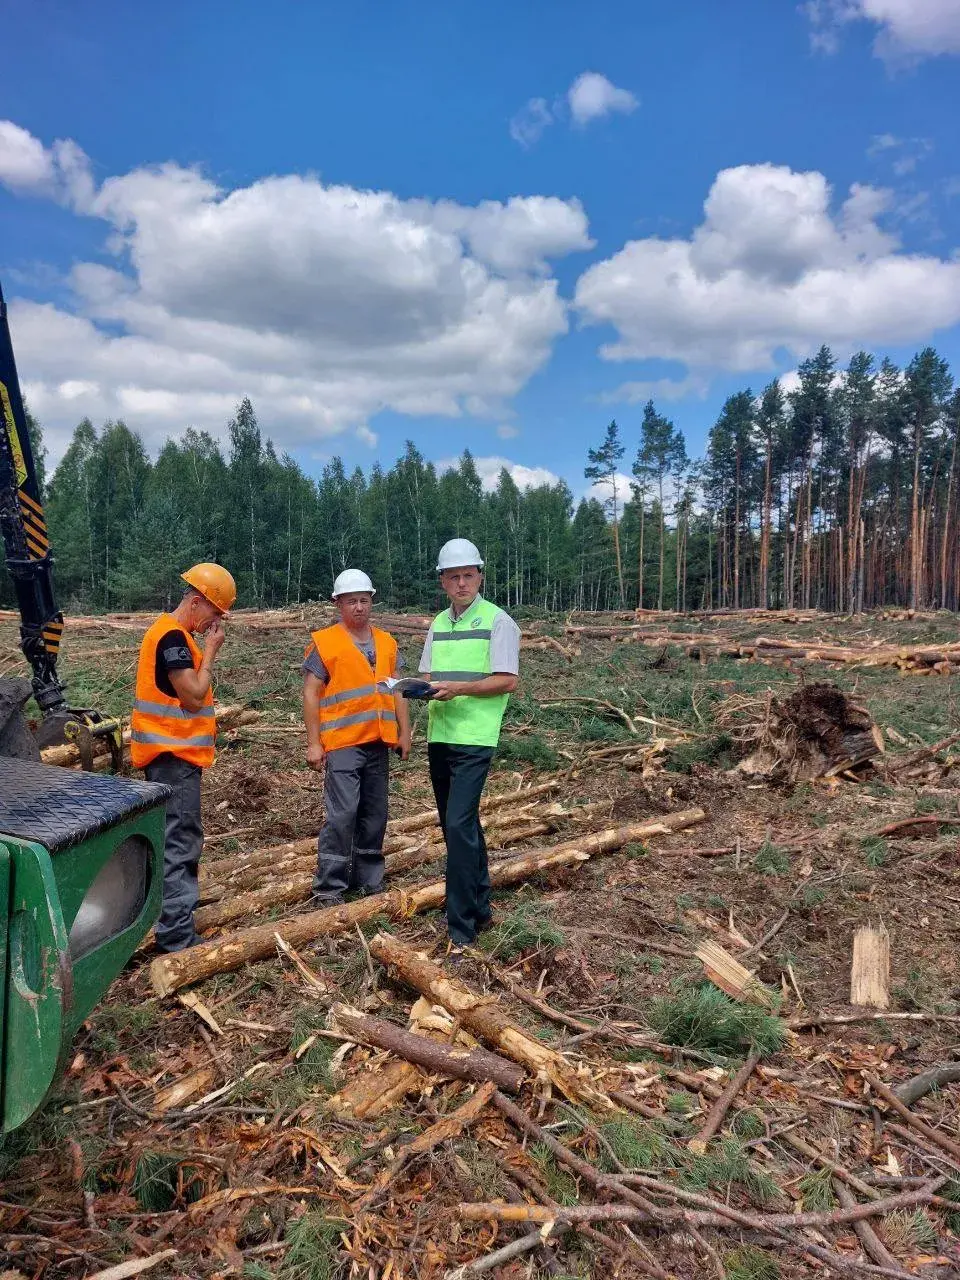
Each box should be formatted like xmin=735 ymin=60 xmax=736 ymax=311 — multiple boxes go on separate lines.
xmin=151 ymin=809 xmax=704 ymax=995
xmin=328 ymin=1003 xmax=525 ymax=1093
xmin=368 ymin=932 xmax=608 ymax=1105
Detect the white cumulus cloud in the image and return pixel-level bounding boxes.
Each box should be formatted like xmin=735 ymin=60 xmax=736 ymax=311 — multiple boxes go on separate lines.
xmin=567 ymin=72 xmax=638 ymax=126
xmin=805 ymin=0 xmax=960 ymax=59
xmin=0 ymin=121 xmax=590 ymax=466
xmin=509 ymin=98 xmax=554 ymax=149
xmin=510 ymin=71 xmax=638 ymax=147
xmin=436 ymin=454 xmax=561 ymax=492
xmin=575 ymin=162 xmax=960 ymax=374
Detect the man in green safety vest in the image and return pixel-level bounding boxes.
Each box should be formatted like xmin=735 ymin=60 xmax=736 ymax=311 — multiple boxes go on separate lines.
xmin=419 ymin=538 xmax=521 ymax=953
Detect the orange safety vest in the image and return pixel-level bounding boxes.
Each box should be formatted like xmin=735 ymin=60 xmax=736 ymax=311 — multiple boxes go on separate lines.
xmin=130 ymin=613 xmax=217 ymax=769
xmin=310 ymin=623 xmax=399 ymax=752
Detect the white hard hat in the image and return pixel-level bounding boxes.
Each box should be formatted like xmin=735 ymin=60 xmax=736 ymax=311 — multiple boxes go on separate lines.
xmin=436 ymin=538 xmax=484 ymax=572
xmin=332 ymin=569 xmax=376 ymax=599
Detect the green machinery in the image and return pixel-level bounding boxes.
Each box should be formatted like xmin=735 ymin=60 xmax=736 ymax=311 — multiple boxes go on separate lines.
xmin=0 ymin=757 xmax=170 ymax=1132
xmin=1 ymin=279 xmax=173 ymax=1133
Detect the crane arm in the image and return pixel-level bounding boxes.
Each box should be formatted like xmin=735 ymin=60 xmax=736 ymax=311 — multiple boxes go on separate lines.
xmin=0 ymin=279 xmax=67 ymax=720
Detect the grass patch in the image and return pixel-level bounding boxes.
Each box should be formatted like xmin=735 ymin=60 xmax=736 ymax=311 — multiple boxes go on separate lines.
xmin=496 ymin=733 xmax=559 ymax=770
xmin=667 ymin=733 xmax=735 ymax=774
xmin=529 ymin=1143 xmax=579 ymax=1206
xmin=280 ymin=1212 xmax=348 ymax=1280
xmin=86 ymin=1002 xmax=159 ymax=1057
xmin=723 ymin=1245 xmax=780 ymax=1280
xmin=682 ymin=1138 xmax=780 ymax=1205
xmin=648 ymin=985 xmax=785 ymax=1055
xmin=730 ymin=1108 xmax=764 ymax=1140
xmin=482 ymin=902 xmax=564 ymax=960
xmin=798 ymin=1168 xmax=836 ymax=1210
xmin=860 ymin=835 xmax=889 ymax=868
xmin=915 ymin=793 xmax=949 ymax=814
xmin=893 ymin=965 xmax=939 ymax=1013
xmin=132 ymin=1152 xmax=206 ymax=1211
xmin=753 ymin=839 xmax=789 ymax=876
xmin=880 ymin=1208 xmax=939 ymax=1253
xmin=597 ymin=1117 xmax=669 ymax=1172
xmin=941 ymin=1178 xmax=960 ymax=1235
xmin=665 ymin=1091 xmax=696 ymax=1115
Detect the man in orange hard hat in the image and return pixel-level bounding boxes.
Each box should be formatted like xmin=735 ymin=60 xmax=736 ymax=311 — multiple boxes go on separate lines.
xmin=131 ymin=563 xmax=236 ymax=952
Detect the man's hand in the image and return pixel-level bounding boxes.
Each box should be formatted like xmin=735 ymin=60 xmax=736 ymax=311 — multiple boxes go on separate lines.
xmin=429 ymin=681 xmax=460 ymax=701
xmin=205 ymin=619 xmax=226 ymax=658
xmin=397 ymin=728 xmax=412 ymax=760
xmin=306 ymin=743 xmax=325 ymax=771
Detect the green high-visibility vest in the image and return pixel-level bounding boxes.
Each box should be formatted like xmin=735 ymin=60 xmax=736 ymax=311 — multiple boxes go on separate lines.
xmin=426 ymin=596 xmax=511 ymax=747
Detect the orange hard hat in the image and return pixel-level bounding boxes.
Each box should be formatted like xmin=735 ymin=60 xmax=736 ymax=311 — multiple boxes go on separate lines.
xmin=181 ymin=563 xmax=237 ymax=613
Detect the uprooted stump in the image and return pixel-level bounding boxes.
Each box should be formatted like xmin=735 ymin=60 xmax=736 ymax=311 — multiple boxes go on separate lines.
xmin=731 ymin=681 xmax=883 ymax=783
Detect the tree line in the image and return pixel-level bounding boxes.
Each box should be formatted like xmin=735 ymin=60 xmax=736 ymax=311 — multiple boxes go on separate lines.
xmin=5 ymin=340 xmax=959 ymax=616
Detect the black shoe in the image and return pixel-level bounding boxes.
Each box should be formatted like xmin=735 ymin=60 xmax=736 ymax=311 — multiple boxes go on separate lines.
xmin=312 ymin=892 xmax=345 ymax=908
xmin=156 ymin=931 xmax=202 ymax=954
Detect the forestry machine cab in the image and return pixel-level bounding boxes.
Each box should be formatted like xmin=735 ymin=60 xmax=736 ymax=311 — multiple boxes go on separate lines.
xmin=0 ymin=278 xmax=169 ymax=1133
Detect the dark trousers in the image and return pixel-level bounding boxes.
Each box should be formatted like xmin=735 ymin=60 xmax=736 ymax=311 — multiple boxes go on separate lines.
xmin=145 ymin=753 xmax=204 ymax=953
xmin=314 ymin=743 xmax=390 ymax=901
xmin=428 ymin=742 xmax=494 ymax=945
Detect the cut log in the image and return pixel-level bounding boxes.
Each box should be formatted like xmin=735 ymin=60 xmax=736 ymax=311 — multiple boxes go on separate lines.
xmin=695 ymin=939 xmax=778 ymax=1009
xmin=197 ymin=817 xmax=558 ymax=923
xmin=328 ymin=1003 xmax=524 ymax=1092
xmin=326 ymin=998 xmax=469 ymax=1119
xmin=850 ymin=925 xmax=890 ymax=1009
xmin=195 ymin=872 xmax=315 ymax=933
xmin=893 ymin=1062 xmax=960 ymax=1106
xmin=40 ymin=703 xmax=259 ymax=769
xmin=152 ymin=809 xmax=706 ymax=994
xmin=327 ymin=1056 xmax=422 ymax=1120
xmin=368 ymin=932 xmax=607 ymax=1106
xmin=387 ymin=778 xmax=564 ymax=835
xmin=199 ymin=805 xmax=546 ymax=895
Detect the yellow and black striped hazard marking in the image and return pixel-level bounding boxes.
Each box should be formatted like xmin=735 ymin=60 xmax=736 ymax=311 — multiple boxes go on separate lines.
xmin=42 ymin=618 xmax=64 ymax=655
xmin=17 ymin=488 xmax=50 ymax=560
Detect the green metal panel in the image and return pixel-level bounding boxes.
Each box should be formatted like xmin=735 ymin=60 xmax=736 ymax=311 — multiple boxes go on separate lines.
xmin=57 ymin=807 xmax=165 ymax=1032
xmin=2 ymin=837 xmax=71 ymax=1133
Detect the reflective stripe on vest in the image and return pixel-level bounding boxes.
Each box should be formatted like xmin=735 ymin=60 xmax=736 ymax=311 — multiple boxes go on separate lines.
xmin=130 ymin=612 xmax=217 ymax=770
xmin=311 ymin=623 xmax=400 ymax=752
xmin=131 ymin=729 xmax=216 ymax=749
xmin=426 ymin=596 xmax=511 ymax=748
xmin=133 ymin=699 xmax=216 ymax=719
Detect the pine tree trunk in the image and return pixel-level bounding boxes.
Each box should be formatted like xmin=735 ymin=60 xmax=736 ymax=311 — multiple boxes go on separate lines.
xmin=637 ymin=496 xmax=645 ymax=608
xmin=910 ymin=429 xmax=922 ymax=610
xmin=760 ymin=438 xmax=772 ymax=608
xmin=657 ymin=477 xmax=665 ymax=610
xmin=733 ymin=448 xmax=741 ymax=610
xmin=941 ymin=425 xmax=958 ymax=608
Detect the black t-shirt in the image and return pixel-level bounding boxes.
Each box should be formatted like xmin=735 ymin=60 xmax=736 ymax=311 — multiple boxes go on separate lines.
xmin=156 ymin=628 xmax=196 ymax=697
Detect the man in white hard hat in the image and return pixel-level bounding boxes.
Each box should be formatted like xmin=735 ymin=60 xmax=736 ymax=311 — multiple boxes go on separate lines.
xmin=303 ymin=570 xmax=411 ymax=904
xmin=419 ymin=538 xmax=520 ymax=952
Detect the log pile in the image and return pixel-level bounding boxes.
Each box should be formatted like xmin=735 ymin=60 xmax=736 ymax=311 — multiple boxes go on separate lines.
xmin=150 ymin=809 xmax=706 ymax=994
xmin=38 ymin=703 xmax=262 ymax=769
xmin=291 ymin=926 xmax=951 ymax=1279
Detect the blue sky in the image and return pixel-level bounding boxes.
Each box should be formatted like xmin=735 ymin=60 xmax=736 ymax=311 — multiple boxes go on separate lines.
xmin=2 ymin=0 xmax=959 ymax=499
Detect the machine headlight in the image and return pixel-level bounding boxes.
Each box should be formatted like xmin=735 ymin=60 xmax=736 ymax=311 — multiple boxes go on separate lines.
xmin=68 ymin=835 xmax=151 ymax=961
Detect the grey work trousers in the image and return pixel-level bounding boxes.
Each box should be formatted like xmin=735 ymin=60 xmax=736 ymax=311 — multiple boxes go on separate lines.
xmin=145 ymin=752 xmax=204 ymax=953
xmin=313 ymin=743 xmax=390 ymax=902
